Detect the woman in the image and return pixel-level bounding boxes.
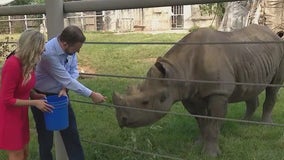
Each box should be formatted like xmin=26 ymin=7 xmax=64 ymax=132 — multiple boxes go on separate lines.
xmin=0 ymin=30 xmax=53 ymax=160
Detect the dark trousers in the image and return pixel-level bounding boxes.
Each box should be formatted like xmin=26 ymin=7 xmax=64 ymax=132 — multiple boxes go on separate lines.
xmin=31 ymin=100 xmax=85 ymax=160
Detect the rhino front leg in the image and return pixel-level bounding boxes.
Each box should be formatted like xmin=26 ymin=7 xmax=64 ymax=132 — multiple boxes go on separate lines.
xmin=244 ymin=96 xmax=259 ymax=120
xmin=201 ymin=94 xmax=228 ymax=157
xmin=262 ymin=86 xmax=279 ymax=123
xmin=182 ymin=99 xmax=207 ymax=146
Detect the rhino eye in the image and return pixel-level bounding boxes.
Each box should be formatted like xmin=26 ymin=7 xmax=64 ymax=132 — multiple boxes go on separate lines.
xmin=160 ymin=92 xmax=168 ymax=103
xmin=142 ymin=101 xmax=149 ymax=105
xmin=160 ymin=94 xmax=166 ymax=103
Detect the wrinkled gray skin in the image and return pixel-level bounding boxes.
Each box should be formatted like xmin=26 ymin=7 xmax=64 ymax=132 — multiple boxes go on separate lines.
xmin=113 ymin=24 xmax=284 ymax=157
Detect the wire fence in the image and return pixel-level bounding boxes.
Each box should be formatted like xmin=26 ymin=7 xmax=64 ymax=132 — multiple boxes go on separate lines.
xmin=81 ymin=72 xmax=284 ymax=88
xmin=74 ymin=68 xmax=284 ymax=128
xmin=70 ymin=70 xmax=284 ymax=160
xmin=78 ymin=39 xmax=284 ymax=159
xmin=71 ymin=96 xmax=284 ymax=160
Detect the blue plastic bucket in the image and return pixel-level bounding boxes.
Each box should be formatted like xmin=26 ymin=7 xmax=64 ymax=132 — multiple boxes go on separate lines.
xmin=44 ymin=95 xmax=69 ymax=131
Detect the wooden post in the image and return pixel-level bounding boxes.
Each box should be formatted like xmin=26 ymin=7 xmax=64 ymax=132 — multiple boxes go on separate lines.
xmin=80 ymin=12 xmax=84 ymax=31
xmin=8 ymin=16 xmax=11 ymax=34
xmin=42 ymin=14 xmax=46 ymax=33
xmin=24 ymin=15 xmax=28 ymax=30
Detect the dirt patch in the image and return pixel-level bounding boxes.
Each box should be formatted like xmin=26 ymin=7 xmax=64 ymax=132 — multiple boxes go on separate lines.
xmin=78 ymin=65 xmax=96 ymax=74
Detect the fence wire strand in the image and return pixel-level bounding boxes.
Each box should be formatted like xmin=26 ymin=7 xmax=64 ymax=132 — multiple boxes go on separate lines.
xmin=85 ymin=40 xmax=284 ymax=45
xmin=81 ymin=139 xmax=185 ymax=160
xmin=71 ymin=100 xmax=284 ymax=127
xmin=80 ymin=73 xmax=284 ymax=88
xmin=3 ymin=39 xmax=284 ymax=45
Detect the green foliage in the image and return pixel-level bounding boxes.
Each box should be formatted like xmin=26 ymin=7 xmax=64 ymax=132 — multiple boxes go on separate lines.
xmin=11 ymin=0 xmax=33 ymax=5
xmin=10 ymin=0 xmax=44 ymax=5
xmin=199 ymin=3 xmax=225 ymax=18
xmin=0 ymin=36 xmax=16 ymax=65
xmin=0 ymin=17 xmax=9 ymax=34
xmin=33 ymin=0 xmax=44 ymax=4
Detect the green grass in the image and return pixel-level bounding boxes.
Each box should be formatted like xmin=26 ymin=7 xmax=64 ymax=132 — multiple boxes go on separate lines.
xmin=1 ymin=32 xmax=284 ymax=159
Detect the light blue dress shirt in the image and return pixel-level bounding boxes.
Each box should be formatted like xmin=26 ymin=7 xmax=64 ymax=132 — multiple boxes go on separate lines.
xmin=35 ymin=37 xmax=92 ymax=97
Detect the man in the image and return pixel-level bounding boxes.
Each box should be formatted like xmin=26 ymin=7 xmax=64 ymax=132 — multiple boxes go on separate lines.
xmin=31 ymin=25 xmax=106 ymax=160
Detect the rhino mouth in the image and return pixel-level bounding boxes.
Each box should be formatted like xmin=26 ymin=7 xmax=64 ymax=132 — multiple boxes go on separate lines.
xmin=119 ymin=120 xmax=137 ymax=128
xmin=118 ymin=117 xmax=147 ymax=128
xmin=118 ymin=117 xmax=127 ymax=128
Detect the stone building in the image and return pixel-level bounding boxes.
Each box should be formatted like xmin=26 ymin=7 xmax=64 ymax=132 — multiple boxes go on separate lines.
xmin=65 ymin=5 xmax=216 ymax=32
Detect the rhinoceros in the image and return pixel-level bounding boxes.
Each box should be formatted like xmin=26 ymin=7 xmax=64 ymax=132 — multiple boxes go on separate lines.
xmin=112 ymin=24 xmax=284 ymax=157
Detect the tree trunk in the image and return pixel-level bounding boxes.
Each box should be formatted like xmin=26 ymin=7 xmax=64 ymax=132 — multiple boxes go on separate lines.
xmin=218 ymin=0 xmax=262 ymax=31
xmin=262 ymin=0 xmax=284 ymax=33
xmin=218 ymin=0 xmax=284 ymax=33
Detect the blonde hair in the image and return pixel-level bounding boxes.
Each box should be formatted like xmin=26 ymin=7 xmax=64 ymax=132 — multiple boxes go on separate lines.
xmin=16 ymin=30 xmax=45 ymax=84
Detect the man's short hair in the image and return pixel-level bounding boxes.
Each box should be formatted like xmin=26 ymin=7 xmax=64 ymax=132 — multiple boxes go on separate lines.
xmin=59 ymin=25 xmax=86 ymax=45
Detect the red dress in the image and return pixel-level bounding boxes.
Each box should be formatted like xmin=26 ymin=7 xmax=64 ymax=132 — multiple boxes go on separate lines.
xmin=0 ymin=55 xmax=35 ymax=150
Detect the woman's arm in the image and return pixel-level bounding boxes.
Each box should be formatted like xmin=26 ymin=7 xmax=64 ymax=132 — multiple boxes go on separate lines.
xmin=15 ymin=98 xmax=53 ymax=112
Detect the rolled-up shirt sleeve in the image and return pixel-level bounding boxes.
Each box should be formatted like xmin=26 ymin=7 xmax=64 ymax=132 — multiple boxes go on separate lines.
xmin=69 ymin=55 xmax=80 ymax=79
xmin=38 ymin=54 xmax=92 ymax=97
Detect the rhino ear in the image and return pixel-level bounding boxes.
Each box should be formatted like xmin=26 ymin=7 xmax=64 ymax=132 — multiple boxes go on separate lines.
xmin=155 ymin=57 xmax=172 ymax=78
xmin=154 ymin=61 xmax=166 ymax=76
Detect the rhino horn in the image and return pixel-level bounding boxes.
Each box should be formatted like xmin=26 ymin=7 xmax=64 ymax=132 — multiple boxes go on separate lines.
xmin=126 ymin=85 xmax=139 ymax=94
xmin=112 ymin=92 xmax=124 ymax=107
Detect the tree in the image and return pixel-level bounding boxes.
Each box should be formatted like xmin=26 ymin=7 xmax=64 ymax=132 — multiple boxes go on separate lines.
xmin=218 ymin=0 xmax=284 ymax=33
xmin=199 ymin=3 xmax=225 ymax=27
xmin=218 ymin=1 xmax=253 ymax=31
xmin=262 ymin=0 xmax=284 ymax=33
xmin=10 ymin=0 xmax=44 ymax=5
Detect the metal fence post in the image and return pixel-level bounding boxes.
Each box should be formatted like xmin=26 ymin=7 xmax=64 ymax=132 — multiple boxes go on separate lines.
xmin=45 ymin=0 xmax=68 ymax=159
xmin=54 ymin=132 xmax=68 ymax=160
